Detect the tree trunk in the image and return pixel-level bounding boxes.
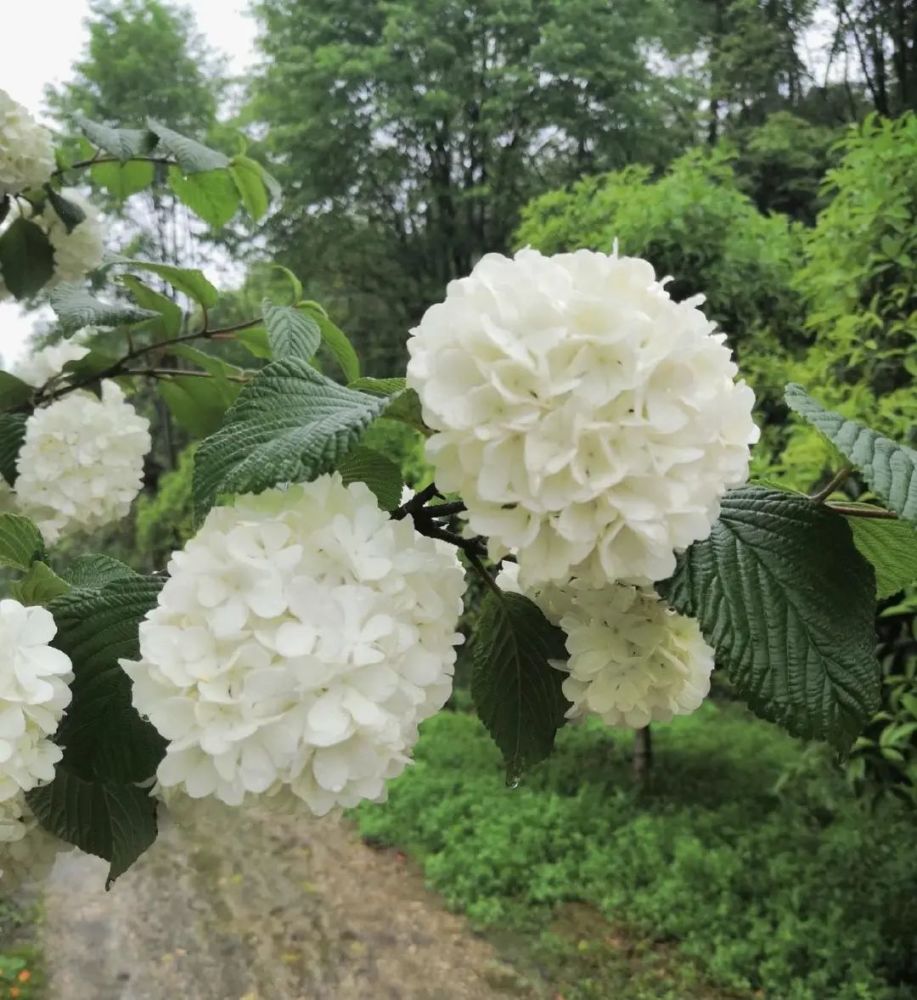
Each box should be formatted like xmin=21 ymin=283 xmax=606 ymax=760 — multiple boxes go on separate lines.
xmin=633 ymin=725 xmax=652 ymax=784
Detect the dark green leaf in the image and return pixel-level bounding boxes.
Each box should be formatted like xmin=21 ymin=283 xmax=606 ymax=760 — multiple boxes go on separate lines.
xmin=11 ymin=562 xmax=71 ymax=605
xmin=659 ymin=486 xmax=880 ymax=750
xmin=192 ymin=359 xmax=388 ymax=517
xmin=49 ymin=575 xmax=166 ymax=784
xmin=78 ymin=117 xmax=155 ymax=161
xmin=147 ymin=120 xmax=229 ymax=172
xmin=0 ymin=514 xmax=44 ymax=571
xmin=472 ymin=592 xmax=570 ymax=780
xmin=50 ymin=284 xmax=159 ymax=330
xmin=28 ymin=768 xmax=158 ymax=886
xmin=159 ymin=374 xmax=241 ymax=439
xmin=339 ymin=445 xmax=403 ymax=510
xmin=168 ymin=166 xmax=240 ymax=229
xmin=263 ymin=300 xmax=321 ymax=362
xmin=235 ymin=326 xmax=271 ymax=359
xmin=45 ymin=188 xmax=86 ymax=234
xmin=0 ymin=218 xmax=54 ymax=298
xmin=0 ymin=371 xmax=33 ymax=409
xmin=230 ymin=155 xmax=270 ymax=221
xmin=348 ymin=377 xmax=405 ymax=396
xmin=0 ymin=413 xmax=26 ymax=484
xmin=785 ymin=384 xmax=917 ymax=525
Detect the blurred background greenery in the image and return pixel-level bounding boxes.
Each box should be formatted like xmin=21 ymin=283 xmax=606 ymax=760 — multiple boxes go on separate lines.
xmin=6 ymin=0 xmax=917 ymax=995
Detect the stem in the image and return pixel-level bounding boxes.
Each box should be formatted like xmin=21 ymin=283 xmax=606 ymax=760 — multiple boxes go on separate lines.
xmin=391 ymin=483 xmax=439 ymax=521
xmin=809 ymin=467 xmax=853 ymax=504
xmin=466 ymin=550 xmax=504 ymax=598
xmin=427 ymin=501 xmax=467 ymax=519
xmin=52 ymin=155 xmax=176 ymax=179
xmin=827 ymin=503 xmax=898 ymax=520
xmin=633 ymin=726 xmax=653 ymax=785
xmin=139 ymin=368 xmax=249 ymax=383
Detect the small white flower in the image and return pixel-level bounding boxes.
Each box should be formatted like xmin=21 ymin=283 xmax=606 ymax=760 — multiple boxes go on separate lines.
xmin=122 ymin=474 xmax=466 ymax=813
xmin=0 ymin=792 xmax=61 ymax=889
xmin=40 ymin=189 xmax=104 ymax=285
xmin=497 ymin=563 xmax=714 ymax=728
xmin=408 ymin=249 xmax=759 ymax=587
xmin=0 ymin=600 xmax=73 ymax=802
xmin=0 ymin=90 xmax=55 ymax=197
xmin=14 ymin=339 xmax=90 ymax=388
xmin=14 ymin=380 xmax=151 ymax=543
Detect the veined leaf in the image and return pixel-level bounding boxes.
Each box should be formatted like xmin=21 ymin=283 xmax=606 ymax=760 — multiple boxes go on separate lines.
xmin=660 ymin=486 xmax=880 ymax=750
xmin=472 ymin=592 xmax=570 ymax=780
xmin=263 ymin=299 xmax=321 ymax=362
xmin=0 ymin=218 xmax=54 ymax=298
xmin=339 ymin=445 xmax=403 ymax=511
xmin=78 ymin=117 xmax=155 ymax=161
xmin=0 ymin=413 xmax=26 ymax=484
xmin=0 ymin=514 xmax=44 ymax=571
xmin=192 ymin=358 xmax=388 ymax=517
xmin=50 ymin=284 xmax=158 ymax=330
xmin=147 ymin=120 xmax=229 ymax=172
xmin=168 ymin=166 xmax=239 ymax=229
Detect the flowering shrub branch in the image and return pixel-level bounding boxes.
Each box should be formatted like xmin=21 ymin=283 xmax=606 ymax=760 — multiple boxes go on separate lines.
xmin=0 ymin=87 xmax=915 ymax=886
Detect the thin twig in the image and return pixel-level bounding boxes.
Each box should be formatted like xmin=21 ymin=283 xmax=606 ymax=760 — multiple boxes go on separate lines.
xmin=426 ymin=501 xmax=467 ymax=519
xmin=391 ymin=483 xmax=439 ymax=520
xmin=52 ymin=155 xmax=176 ymax=179
xmin=809 ymin=467 xmax=853 ymax=504
xmin=138 ymin=367 xmax=249 ymax=383
xmin=827 ymin=503 xmax=898 ymax=520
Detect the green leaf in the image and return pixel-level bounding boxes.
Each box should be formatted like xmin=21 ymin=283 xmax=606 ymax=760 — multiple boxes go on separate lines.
xmin=263 ymin=300 xmax=321 ymax=362
xmin=28 ymin=768 xmax=157 ymax=887
xmin=118 ymin=275 xmax=183 ymax=339
xmin=271 ymin=265 xmax=302 ymax=304
xmin=844 ymin=513 xmax=917 ymax=598
xmin=78 ymin=117 xmax=154 ymax=161
xmin=659 ymin=486 xmax=880 ymax=750
xmin=230 ymin=155 xmax=270 ymax=221
xmin=785 ymin=384 xmax=917 ymax=525
xmin=114 ymin=257 xmax=218 ymax=309
xmin=48 ymin=575 xmax=166 ymax=785
xmin=45 ymin=188 xmax=86 ymax=234
xmin=0 ymin=413 xmax=26 ymax=484
xmin=11 ymin=562 xmax=71 ymax=605
xmin=192 ymin=359 xmax=388 ymax=517
xmin=382 ymin=388 xmax=427 ymax=434
xmin=159 ymin=374 xmax=241 ymax=439
xmin=348 ymin=377 xmax=406 ymax=396
xmin=61 ymin=345 xmax=120 ymax=381
xmin=0 ymin=371 xmax=33 ymax=409
xmin=147 ymin=119 xmax=229 ymax=172
xmin=50 ymin=284 xmax=158 ymax=330
xmin=0 ymin=514 xmax=44 ymax=571
xmin=339 ymin=445 xmax=403 ymax=510
xmin=301 ymin=303 xmax=360 ymax=382
xmin=472 ymin=592 xmax=570 ymax=781
xmin=168 ymin=166 xmax=239 ymax=228
xmin=90 ymin=160 xmax=155 ymax=201
xmin=235 ymin=326 xmax=272 ymax=359
xmin=0 ymin=218 xmax=54 ymax=298
xmin=61 ymin=554 xmax=137 ymax=591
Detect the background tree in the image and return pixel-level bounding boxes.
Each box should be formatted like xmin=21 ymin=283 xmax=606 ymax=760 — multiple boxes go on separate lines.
xmin=249 ymin=0 xmax=696 ymax=373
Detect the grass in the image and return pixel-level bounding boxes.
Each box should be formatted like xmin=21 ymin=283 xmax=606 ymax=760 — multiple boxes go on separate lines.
xmin=355 ymin=702 xmax=917 ymax=1000
xmin=0 ymin=896 xmax=44 ymax=1000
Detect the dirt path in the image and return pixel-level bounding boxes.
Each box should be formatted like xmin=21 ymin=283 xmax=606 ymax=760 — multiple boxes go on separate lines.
xmin=40 ymin=801 xmax=531 ymax=1000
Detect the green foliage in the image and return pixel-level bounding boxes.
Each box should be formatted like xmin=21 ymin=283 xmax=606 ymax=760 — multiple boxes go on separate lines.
xmin=660 ymin=486 xmax=880 ymax=749
xmin=472 ymin=592 xmax=570 ymax=780
xmin=356 ymin=707 xmax=917 ymax=999
xmin=338 ymin=446 xmax=403 ymax=511
xmin=192 ymin=359 xmax=389 ymax=516
xmin=848 ymin=517 xmax=917 ymax=599
xmin=134 ymin=448 xmax=195 ymax=567
xmin=50 ymin=284 xmax=159 ymax=330
xmin=776 ymin=114 xmax=917 ymax=487
xmin=0 ymin=414 xmax=25 ymax=485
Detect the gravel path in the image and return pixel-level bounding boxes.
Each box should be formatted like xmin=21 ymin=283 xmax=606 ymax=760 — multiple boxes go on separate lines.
xmin=40 ymin=802 xmax=530 ymax=1000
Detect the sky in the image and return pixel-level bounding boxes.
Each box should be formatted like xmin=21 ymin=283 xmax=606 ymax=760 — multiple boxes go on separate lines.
xmin=0 ymin=0 xmax=257 ymax=369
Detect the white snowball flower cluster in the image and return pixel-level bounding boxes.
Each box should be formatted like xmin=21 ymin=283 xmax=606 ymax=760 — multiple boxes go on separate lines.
xmin=40 ymin=189 xmax=104 ymax=285
xmin=497 ymin=564 xmax=714 ymax=728
xmin=15 ymin=381 xmax=151 ymax=543
xmin=0 ymin=600 xmax=73 ymax=803
xmin=0 ymin=793 xmax=61 ymax=889
xmin=408 ymin=248 xmax=758 ymax=588
xmin=122 ymin=474 xmax=466 ymax=814
xmin=14 ymin=339 xmax=90 ymax=388
xmin=0 ymin=89 xmax=55 ymax=197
